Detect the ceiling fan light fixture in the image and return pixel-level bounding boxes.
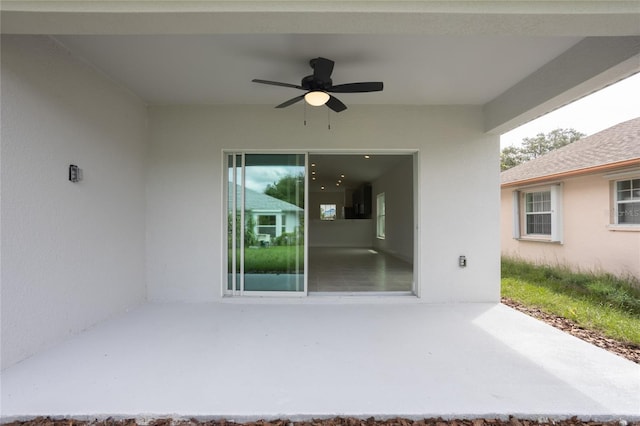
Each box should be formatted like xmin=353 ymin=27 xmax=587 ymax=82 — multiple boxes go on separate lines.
xmin=305 ymin=91 xmax=330 ymax=106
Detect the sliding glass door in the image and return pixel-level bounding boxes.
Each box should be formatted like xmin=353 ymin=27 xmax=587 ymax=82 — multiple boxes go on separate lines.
xmin=227 ymin=153 xmax=306 ymax=295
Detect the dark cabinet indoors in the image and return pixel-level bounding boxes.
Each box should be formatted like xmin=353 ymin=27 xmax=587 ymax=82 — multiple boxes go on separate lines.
xmin=347 ymin=183 xmax=372 ymax=219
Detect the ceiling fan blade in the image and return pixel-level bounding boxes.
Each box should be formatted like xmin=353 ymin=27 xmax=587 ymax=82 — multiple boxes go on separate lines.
xmin=252 ymin=79 xmax=303 ymax=90
xmin=275 ymin=94 xmax=305 ymax=108
xmin=329 ymin=82 xmax=384 ymax=93
xmin=312 ymin=57 xmax=335 ymax=82
xmin=326 ymin=95 xmax=347 ymax=113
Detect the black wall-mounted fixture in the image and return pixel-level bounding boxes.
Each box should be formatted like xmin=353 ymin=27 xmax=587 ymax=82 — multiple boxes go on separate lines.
xmin=459 ymin=255 xmax=467 ymax=268
xmin=69 ymin=164 xmax=82 ymax=183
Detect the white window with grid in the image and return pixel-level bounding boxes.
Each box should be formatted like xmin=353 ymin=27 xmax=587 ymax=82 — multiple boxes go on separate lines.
xmin=525 ymin=191 xmax=552 ymax=235
xmin=615 ymin=178 xmax=640 ymax=225
xmin=512 ymin=184 xmax=562 ymax=242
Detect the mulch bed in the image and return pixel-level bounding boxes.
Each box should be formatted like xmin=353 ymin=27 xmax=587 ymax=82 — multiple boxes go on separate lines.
xmin=501 ymin=298 xmax=640 ymax=364
xmin=3 ymin=417 xmax=638 ymax=426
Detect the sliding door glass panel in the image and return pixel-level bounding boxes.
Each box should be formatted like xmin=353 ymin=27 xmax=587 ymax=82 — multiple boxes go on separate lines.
xmin=226 ymin=153 xmax=306 ymax=293
xmin=243 ymin=154 xmax=305 ymax=292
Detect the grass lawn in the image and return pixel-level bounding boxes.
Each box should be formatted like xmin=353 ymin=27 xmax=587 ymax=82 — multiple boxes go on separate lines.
xmin=234 ymin=245 xmax=304 ymax=273
xmin=501 ymin=257 xmax=640 ymax=346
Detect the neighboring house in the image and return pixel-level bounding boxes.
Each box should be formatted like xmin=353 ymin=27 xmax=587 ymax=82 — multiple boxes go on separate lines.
xmin=2 ymin=1 xmax=640 ymax=370
xmin=229 ymin=183 xmax=303 ymax=243
xmin=501 ymin=117 xmax=640 ymax=280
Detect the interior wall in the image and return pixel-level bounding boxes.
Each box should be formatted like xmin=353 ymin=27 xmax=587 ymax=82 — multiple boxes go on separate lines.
xmin=372 ymin=156 xmax=414 ymax=263
xmin=309 ymin=219 xmax=374 ymax=248
xmin=308 ymin=190 xmax=345 ymax=220
xmin=0 ymin=36 xmax=148 ymax=369
xmin=308 ymin=189 xmax=374 ymax=247
xmin=147 ymin=104 xmax=500 ymax=303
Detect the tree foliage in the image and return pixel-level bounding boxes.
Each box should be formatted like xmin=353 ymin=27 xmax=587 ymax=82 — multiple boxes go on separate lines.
xmin=501 ymin=128 xmax=585 ymax=171
xmin=244 ymin=214 xmax=257 ymax=246
xmin=227 ymin=213 xmax=257 ymax=247
xmin=264 ymin=173 xmax=305 ymax=208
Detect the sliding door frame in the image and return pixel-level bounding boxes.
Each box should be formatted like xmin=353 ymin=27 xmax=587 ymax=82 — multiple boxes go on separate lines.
xmin=223 ymin=150 xmax=309 ymax=297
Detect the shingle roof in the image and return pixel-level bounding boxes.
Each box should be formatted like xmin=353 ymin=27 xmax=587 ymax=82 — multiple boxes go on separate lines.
xmin=228 ymin=183 xmax=303 ymax=212
xmin=501 ymin=116 xmax=640 ymax=186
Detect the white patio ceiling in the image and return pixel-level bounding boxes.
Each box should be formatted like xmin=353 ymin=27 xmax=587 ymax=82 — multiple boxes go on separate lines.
xmin=51 ymin=34 xmax=580 ymax=107
xmin=2 ymin=1 xmax=640 ymax=135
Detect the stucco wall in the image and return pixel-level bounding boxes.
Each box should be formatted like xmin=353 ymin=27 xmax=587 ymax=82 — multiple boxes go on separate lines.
xmin=147 ymin=105 xmax=500 ymax=302
xmin=501 ymin=173 xmax=640 ymax=280
xmin=1 ymin=36 xmax=148 ymax=369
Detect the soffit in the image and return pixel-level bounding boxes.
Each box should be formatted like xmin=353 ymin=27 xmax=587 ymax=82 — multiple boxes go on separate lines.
xmin=2 ymin=1 xmax=639 ymax=133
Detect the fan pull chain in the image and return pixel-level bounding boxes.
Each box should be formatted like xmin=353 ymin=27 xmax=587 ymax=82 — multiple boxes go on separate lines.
xmin=328 ymin=108 xmax=331 ymax=130
xmin=304 ymin=102 xmax=307 ymax=126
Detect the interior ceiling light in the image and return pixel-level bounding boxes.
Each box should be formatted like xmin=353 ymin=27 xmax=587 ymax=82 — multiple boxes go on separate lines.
xmin=304 ymin=91 xmax=330 ymax=107
xmin=364 ymin=155 xmax=371 ymax=159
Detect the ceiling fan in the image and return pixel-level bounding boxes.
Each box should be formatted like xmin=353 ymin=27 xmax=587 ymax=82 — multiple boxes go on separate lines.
xmin=252 ymin=57 xmax=383 ymax=113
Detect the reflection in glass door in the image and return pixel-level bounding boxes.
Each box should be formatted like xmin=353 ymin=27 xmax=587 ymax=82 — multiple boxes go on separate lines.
xmin=227 ymin=153 xmax=306 ymax=294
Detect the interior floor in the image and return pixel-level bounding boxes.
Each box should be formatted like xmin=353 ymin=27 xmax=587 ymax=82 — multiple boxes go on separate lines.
xmin=308 ymin=247 xmax=413 ymax=292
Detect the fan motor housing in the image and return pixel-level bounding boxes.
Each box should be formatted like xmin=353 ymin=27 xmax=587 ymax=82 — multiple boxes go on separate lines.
xmin=302 ymin=75 xmax=332 ymax=90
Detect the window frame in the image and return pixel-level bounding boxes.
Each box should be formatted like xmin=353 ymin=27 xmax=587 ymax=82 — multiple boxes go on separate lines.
xmin=376 ymin=192 xmax=385 ymax=239
xmin=512 ymin=184 xmax=563 ymax=243
xmin=524 ymin=190 xmax=552 ymax=236
xmin=320 ymin=204 xmax=337 ymax=221
xmin=613 ymin=177 xmax=640 ymax=226
xmin=257 ymin=214 xmax=278 ymax=237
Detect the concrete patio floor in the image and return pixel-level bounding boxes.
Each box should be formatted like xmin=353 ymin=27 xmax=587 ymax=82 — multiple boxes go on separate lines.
xmin=1 ymin=301 xmax=639 ymax=422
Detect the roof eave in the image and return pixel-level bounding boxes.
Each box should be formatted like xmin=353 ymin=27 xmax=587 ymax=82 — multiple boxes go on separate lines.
xmin=501 ymin=158 xmax=640 ymax=188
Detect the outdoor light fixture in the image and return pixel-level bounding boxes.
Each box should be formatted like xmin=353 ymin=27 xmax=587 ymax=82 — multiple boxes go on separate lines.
xmin=304 ymin=91 xmax=330 ymax=106
xmin=69 ymin=164 xmax=82 ymax=183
